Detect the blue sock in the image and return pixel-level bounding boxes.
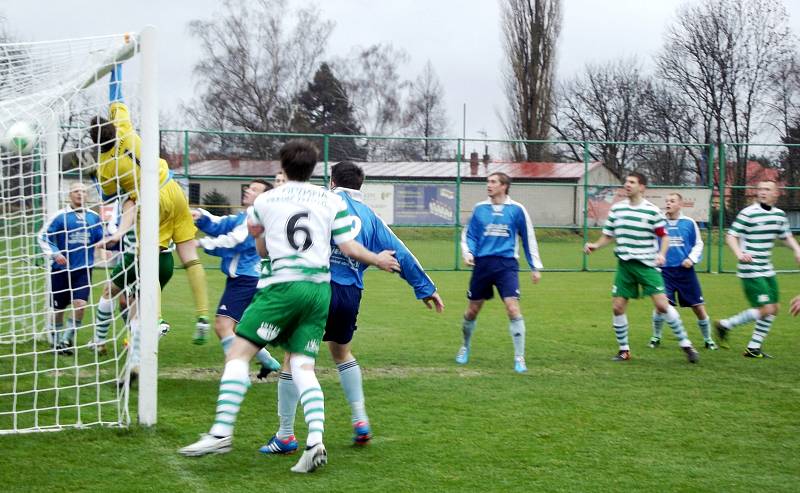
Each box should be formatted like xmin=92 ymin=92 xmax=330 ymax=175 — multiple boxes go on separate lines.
xmin=337 ymin=359 xmax=368 ymax=424
xmin=462 ymin=317 xmax=476 ymax=347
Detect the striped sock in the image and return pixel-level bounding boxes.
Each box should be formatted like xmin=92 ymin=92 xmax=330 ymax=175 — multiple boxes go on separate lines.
xmin=209 ymin=359 xmax=250 ymax=438
xmin=651 ymin=310 xmax=664 ymax=339
xmin=277 ymin=372 xmax=298 ymax=440
xmin=664 ymin=306 xmax=692 ymax=348
xmin=697 ymin=317 xmax=711 ymax=341
xmin=613 ymin=314 xmax=629 ymax=351
xmin=462 ymin=317 xmax=476 ymax=348
xmin=291 ymin=354 xmax=324 ymax=447
xmin=748 ymin=315 xmax=775 ymax=349
xmin=509 ymin=318 xmax=525 ymax=358
xmin=94 ymin=296 xmax=114 ymax=343
xmin=337 ymin=359 xmax=367 ymax=424
xmin=722 ymin=308 xmax=759 ymax=329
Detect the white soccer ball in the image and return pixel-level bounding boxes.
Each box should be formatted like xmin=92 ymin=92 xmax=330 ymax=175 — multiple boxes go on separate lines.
xmin=3 ymin=120 xmax=38 ymax=154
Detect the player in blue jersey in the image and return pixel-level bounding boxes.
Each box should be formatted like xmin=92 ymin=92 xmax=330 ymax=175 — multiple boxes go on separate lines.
xmin=192 ymin=179 xmax=281 ymax=376
xmin=649 ymin=193 xmax=718 ymax=350
xmin=456 ymin=172 xmax=542 ymax=373
xmin=38 ymin=182 xmax=105 ymax=354
xmin=259 ymin=161 xmax=445 ymax=455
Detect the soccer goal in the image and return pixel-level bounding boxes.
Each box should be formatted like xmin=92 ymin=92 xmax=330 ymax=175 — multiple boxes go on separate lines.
xmin=0 ymin=28 xmax=160 ymax=434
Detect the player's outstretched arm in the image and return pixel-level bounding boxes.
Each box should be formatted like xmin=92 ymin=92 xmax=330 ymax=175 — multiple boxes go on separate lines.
xmin=338 ymin=239 xmax=400 ymax=273
xmin=584 ymin=234 xmax=613 ymax=254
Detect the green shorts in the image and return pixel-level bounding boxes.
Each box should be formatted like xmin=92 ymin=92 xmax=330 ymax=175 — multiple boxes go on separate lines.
xmin=741 ymin=276 xmax=779 ymax=307
xmin=110 ymin=251 xmax=174 ymax=291
xmin=612 ymin=259 xmax=665 ymax=299
xmin=236 ymin=281 xmax=331 ymax=357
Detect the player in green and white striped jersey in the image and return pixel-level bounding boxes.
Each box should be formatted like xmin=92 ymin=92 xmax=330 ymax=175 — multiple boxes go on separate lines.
xmin=584 ymin=172 xmax=699 ymax=363
xmin=715 ymin=180 xmax=800 ymax=358
xmin=179 ymin=140 xmax=400 ymax=474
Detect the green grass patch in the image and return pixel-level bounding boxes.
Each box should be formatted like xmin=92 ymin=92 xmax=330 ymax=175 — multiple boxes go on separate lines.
xmin=2 ymin=266 xmax=800 ymax=491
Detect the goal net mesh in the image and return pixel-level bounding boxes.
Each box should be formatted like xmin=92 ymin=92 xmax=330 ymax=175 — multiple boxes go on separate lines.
xmin=0 ymin=33 xmax=142 ymax=433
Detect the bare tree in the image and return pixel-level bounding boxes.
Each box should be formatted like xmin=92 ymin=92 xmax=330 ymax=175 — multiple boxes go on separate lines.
xmin=500 ymin=0 xmax=561 ymax=161
xmin=184 ymin=0 xmax=333 ymax=157
xmin=656 ymin=0 xmax=794 ymax=216
xmin=400 ymin=61 xmax=449 ymax=160
xmin=333 ymin=43 xmax=410 ymax=159
xmin=552 ymin=58 xmax=650 ymax=176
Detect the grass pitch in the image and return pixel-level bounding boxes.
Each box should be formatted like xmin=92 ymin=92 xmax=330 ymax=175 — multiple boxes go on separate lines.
xmin=2 ymin=257 xmax=800 ymax=491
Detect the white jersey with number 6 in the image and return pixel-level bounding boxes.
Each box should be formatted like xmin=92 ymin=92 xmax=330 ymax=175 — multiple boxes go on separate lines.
xmin=249 ymin=181 xmax=358 ymax=287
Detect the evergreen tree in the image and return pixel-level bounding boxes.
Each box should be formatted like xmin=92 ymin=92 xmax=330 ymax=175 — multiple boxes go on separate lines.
xmin=292 ymin=63 xmax=367 ymax=161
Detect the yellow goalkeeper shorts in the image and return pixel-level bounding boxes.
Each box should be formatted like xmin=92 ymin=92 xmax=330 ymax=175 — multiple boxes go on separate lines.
xmin=158 ymin=180 xmax=196 ymax=247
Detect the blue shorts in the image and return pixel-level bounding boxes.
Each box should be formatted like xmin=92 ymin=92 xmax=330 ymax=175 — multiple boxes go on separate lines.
xmin=467 ymin=256 xmax=521 ymax=301
xmin=50 ymin=267 xmax=92 ymax=309
xmin=323 ymin=282 xmax=362 ymax=345
xmin=662 ymin=267 xmax=704 ymax=307
xmin=217 ymin=275 xmax=259 ymax=322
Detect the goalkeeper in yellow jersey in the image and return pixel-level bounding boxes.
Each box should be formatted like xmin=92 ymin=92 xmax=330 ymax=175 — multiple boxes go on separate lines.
xmin=87 ymin=63 xmax=211 ymax=344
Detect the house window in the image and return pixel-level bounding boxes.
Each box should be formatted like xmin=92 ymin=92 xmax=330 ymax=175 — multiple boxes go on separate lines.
xmin=189 ymin=183 xmax=201 ymax=205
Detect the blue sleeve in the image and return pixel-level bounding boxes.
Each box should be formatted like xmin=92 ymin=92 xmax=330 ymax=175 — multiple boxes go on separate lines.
xmin=196 ymin=211 xmax=241 ymax=236
xmin=90 ymin=216 xmax=105 ymax=245
xmin=372 ymin=218 xmax=436 ymax=299
xmin=515 ymin=207 xmax=542 ymax=270
xmin=461 ymin=210 xmax=481 ymax=256
xmin=109 ymin=64 xmax=123 ymax=103
xmin=38 ymin=214 xmax=63 ymax=255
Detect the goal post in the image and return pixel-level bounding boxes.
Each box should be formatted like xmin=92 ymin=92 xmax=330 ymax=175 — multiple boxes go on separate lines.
xmin=0 ymin=29 xmax=159 ymax=433
xmin=137 ymin=26 xmax=159 ymax=427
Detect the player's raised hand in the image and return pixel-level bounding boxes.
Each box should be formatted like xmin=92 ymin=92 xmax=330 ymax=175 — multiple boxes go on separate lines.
xmin=375 ymin=250 xmax=400 ymax=273
xmin=422 ymin=292 xmax=445 ymax=313
xmin=531 ymin=270 xmax=541 ymax=284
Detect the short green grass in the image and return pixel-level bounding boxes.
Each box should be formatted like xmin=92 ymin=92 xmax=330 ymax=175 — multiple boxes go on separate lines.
xmin=2 ymin=256 xmax=800 ymax=492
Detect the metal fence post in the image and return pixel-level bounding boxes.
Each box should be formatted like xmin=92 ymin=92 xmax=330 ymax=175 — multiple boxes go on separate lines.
xmin=454 ymin=139 xmax=462 ymax=271
xmin=182 ymin=130 xmax=190 ymax=178
xmin=581 ymin=141 xmax=590 ymax=271
xmin=705 ymin=142 xmax=714 ymax=273
xmin=717 ymin=143 xmax=726 ymax=273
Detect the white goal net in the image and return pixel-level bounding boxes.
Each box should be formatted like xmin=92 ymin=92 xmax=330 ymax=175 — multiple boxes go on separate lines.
xmin=0 ymin=30 xmax=159 ymax=434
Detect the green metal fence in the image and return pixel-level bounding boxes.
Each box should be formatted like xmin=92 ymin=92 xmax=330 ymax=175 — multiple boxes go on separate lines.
xmin=158 ymin=130 xmax=799 ymax=274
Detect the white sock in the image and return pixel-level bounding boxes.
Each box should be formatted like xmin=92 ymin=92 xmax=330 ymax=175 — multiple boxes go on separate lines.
xmin=664 ymin=305 xmax=692 ymax=348
xmin=209 ymin=358 xmax=250 ymax=438
xmin=291 ymin=354 xmax=324 ymax=447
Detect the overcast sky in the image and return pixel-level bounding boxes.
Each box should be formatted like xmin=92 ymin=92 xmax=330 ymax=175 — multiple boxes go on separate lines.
xmin=2 ymin=0 xmax=800 ymax=142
